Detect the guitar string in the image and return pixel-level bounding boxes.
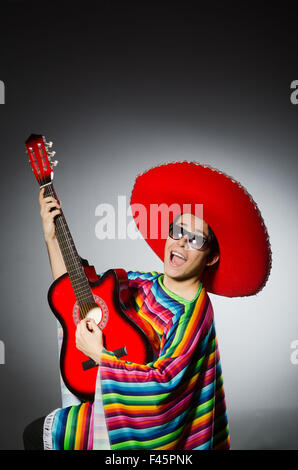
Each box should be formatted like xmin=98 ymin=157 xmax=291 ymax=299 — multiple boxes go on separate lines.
xmin=48 ymin=185 xmax=92 ymax=318
xmin=54 ymin=207 xmax=93 ymax=318
xmin=41 ymin=174 xmax=94 ymax=319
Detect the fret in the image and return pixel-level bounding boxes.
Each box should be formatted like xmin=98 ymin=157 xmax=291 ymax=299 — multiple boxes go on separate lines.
xmin=58 ymin=238 xmax=76 ymax=249
xmin=70 ymin=272 xmax=86 ymax=279
xmin=72 ymin=278 xmax=91 ymax=287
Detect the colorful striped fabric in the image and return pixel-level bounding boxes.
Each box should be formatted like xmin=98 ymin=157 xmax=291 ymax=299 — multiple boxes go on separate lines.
xmin=97 ymin=271 xmax=230 ymax=450
xmin=47 ymin=270 xmax=230 ymax=450
xmin=50 ymin=402 xmax=94 ymax=450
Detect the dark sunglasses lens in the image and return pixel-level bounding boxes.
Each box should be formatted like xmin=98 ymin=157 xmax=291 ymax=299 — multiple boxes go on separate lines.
xmin=189 ymin=234 xmax=207 ymax=249
xmin=169 ymin=223 xmax=183 ymax=240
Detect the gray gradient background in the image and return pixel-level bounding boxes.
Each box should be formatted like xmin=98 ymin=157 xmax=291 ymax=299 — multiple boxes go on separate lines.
xmin=0 ymin=1 xmax=297 ymax=450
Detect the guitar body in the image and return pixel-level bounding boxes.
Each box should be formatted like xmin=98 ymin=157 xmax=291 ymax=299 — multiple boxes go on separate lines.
xmin=48 ymin=263 xmax=154 ymax=401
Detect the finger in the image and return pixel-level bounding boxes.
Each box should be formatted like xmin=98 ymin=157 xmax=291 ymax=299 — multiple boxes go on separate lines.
xmin=47 ymin=202 xmax=61 ymax=213
xmin=84 ymin=317 xmax=97 ymax=328
xmin=47 ymin=197 xmax=61 ymax=205
xmin=81 ymin=317 xmax=93 ymax=325
xmin=80 ymin=318 xmax=97 ymax=333
xmin=41 ymin=201 xmax=60 ymax=213
xmin=40 ymin=208 xmax=60 ymax=221
xmin=89 ymin=319 xmax=99 ymax=330
xmin=78 ymin=319 xmax=91 ymax=333
xmin=43 ymin=198 xmax=61 ymax=208
xmin=85 ymin=319 xmax=95 ymax=332
xmin=41 ymin=202 xmax=61 ymax=216
xmin=39 ymin=187 xmax=45 ymax=203
xmin=39 ymin=192 xmax=58 ymax=206
xmin=49 ymin=209 xmax=61 ymax=218
xmin=88 ymin=319 xmax=102 ymax=335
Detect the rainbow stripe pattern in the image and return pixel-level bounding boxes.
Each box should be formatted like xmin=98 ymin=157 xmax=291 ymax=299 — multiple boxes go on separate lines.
xmin=97 ymin=271 xmax=230 ymax=450
xmin=51 ymin=401 xmax=94 ymax=450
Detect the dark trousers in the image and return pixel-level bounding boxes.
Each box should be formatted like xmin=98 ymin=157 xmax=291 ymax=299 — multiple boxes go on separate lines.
xmin=23 ymin=417 xmax=45 ymax=450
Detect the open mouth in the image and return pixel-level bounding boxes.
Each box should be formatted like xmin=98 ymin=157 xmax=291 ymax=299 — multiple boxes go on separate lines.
xmin=170 ymin=250 xmax=187 ymax=267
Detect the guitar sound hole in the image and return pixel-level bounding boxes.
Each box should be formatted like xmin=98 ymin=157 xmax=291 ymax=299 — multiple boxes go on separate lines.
xmin=72 ymin=295 xmax=109 ymax=329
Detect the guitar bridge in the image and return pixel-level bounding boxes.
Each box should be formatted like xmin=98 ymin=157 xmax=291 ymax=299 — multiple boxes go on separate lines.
xmin=112 ymin=346 xmax=128 ymax=358
xmin=82 ymin=358 xmax=98 ymax=370
xmin=82 ymin=346 xmax=128 ymax=370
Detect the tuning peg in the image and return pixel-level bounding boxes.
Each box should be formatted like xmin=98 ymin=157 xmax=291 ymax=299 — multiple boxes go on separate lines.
xmin=50 ymin=160 xmax=59 ymax=167
xmin=45 ymin=141 xmax=53 ymax=148
xmin=48 ymin=151 xmax=56 ymax=158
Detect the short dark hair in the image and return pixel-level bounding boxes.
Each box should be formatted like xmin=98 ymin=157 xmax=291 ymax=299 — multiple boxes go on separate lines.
xmin=207 ymin=224 xmax=219 ymax=256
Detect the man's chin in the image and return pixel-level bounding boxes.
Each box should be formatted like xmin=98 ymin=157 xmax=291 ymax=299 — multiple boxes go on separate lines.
xmin=164 ymin=265 xmax=187 ymax=281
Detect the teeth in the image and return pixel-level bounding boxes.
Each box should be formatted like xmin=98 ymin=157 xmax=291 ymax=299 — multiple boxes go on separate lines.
xmin=172 ymin=251 xmax=186 ymax=260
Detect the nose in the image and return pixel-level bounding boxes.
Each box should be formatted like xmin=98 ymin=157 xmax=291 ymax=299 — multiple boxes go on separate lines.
xmin=177 ymin=235 xmax=189 ymax=249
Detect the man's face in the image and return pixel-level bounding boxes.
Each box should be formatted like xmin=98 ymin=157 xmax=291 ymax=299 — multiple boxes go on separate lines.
xmin=164 ymin=213 xmax=217 ymax=282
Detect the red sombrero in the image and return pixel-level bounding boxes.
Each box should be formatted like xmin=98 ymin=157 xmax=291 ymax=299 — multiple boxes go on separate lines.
xmin=130 ymin=161 xmax=272 ymax=297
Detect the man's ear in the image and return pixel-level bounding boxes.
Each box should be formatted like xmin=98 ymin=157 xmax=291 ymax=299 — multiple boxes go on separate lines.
xmin=206 ymin=252 xmax=220 ymax=267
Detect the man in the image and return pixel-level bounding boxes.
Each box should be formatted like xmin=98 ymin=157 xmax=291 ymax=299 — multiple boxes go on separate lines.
xmin=23 ymin=161 xmax=271 ymax=450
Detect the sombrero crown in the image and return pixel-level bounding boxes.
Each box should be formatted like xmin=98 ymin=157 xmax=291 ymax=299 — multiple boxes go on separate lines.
xmin=130 ymin=161 xmax=272 ymax=297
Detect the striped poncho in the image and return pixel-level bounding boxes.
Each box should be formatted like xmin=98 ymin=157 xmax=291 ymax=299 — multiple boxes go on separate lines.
xmin=45 ymin=271 xmax=230 ymax=450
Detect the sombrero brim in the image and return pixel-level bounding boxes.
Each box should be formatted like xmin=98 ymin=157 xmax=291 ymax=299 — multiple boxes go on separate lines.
xmin=130 ymin=161 xmax=272 ymax=297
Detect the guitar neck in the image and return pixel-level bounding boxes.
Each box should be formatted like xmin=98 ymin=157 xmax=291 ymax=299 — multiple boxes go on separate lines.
xmin=43 ymin=183 xmax=94 ymax=308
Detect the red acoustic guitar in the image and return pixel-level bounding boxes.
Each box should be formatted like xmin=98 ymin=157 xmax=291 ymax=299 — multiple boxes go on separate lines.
xmin=25 ymin=134 xmax=154 ymax=401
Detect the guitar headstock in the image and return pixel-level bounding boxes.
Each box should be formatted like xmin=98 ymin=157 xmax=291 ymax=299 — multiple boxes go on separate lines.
xmin=25 ymin=134 xmax=58 ymax=186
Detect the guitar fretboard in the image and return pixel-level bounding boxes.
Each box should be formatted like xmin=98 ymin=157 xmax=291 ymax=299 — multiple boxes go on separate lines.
xmin=43 ymin=184 xmax=95 ymax=311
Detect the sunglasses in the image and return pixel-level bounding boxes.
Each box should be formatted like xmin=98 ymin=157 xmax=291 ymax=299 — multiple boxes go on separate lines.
xmin=169 ymin=222 xmax=209 ymax=251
